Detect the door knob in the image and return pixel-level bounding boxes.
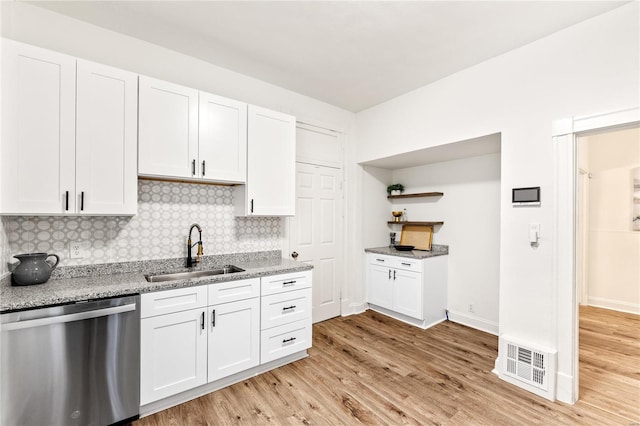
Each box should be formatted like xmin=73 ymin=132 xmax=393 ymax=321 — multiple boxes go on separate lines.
xmin=291 ymin=251 xmax=298 ymax=260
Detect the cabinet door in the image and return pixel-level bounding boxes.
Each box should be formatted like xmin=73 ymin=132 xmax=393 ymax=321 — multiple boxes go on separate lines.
xmin=239 ymin=105 xmax=295 ymax=216
xmin=1 ymin=39 xmax=75 ymax=214
xmin=393 ymin=269 xmax=423 ymax=320
xmin=76 ymin=60 xmax=138 ymax=215
xmin=208 ymin=298 xmax=260 ymax=382
xmin=138 ymin=76 xmax=198 ymax=179
xmin=368 ymin=264 xmax=393 ymax=309
xmin=199 ymin=92 xmax=247 ymax=183
xmin=140 ymin=309 xmax=207 ymax=405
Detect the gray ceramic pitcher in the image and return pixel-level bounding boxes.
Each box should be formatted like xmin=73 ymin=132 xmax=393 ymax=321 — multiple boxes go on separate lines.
xmin=11 ymin=253 xmax=60 ymax=286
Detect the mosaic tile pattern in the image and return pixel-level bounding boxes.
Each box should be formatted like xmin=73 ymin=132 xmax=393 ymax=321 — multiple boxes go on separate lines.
xmin=0 ymin=225 xmax=8 ymax=276
xmin=2 ymin=180 xmax=282 ymax=268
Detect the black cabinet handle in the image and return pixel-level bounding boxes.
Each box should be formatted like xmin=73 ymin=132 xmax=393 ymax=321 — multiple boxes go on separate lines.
xmin=200 ymin=311 xmax=205 ymax=330
xmin=192 ymin=159 xmax=196 ymax=176
xmin=80 ymin=191 xmax=84 ymax=211
xmin=401 ymin=262 xmax=411 ymax=266
xmin=65 ymin=191 xmax=69 ymax=211
xmin=393 ymin=270 xmax=396 ymax=280
xmin=283 ymin=280 xmax=296 ymax=286
xmin=282 ymin=337 xmax=296 ymax=344
xmin=376 ymin=258 xmax=385 ymax=262
xmin=211 ymin=309 xmax=216 ymax=327
xmin=388 ymin=269 xmax=391 ymax=280
xmin=202 ymin=160 xmax=206 ymax=177
xmin=282 ymin=305 xmax=296 ymax=311
xmin=250 ymin=199 xmax=254 ymax=213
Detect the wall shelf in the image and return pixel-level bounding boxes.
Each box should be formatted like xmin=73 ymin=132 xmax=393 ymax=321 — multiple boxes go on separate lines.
xmin=387 ymin=192 xmax=444 ymax=200
xmin=387 ymin=221 xmax=444 ymax=226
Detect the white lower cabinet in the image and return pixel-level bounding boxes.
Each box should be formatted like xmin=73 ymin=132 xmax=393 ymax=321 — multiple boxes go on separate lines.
xmin=140 ymin=272 xmax=312 ymax=409
xmin=260 ymin=271 xmax=312 ymax=363
xmin=208 ymin=281 xmax=260 ymax=382
xmin=367 ymin=253 xmax=447 ymax=329
xmin=140 ymin=308 xmax=207 ymax=405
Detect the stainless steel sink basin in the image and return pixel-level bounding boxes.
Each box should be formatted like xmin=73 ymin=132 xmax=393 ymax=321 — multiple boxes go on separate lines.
xmin=145 ymin=265 xmax=245 ymax=282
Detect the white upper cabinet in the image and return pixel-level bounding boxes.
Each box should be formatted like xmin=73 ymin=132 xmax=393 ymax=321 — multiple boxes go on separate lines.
xmin=138 ymin=76 xmax=199 ymax=179
xmin=138 ymin=77 xmax=247 ymax=184
xmin=76 ymin=59 xmax=138 ymax=215
xmin=199 ymin=92 xmax=247 ymax=183
xmin=234 ymin=105 xmax=296 ymax=216
xmin=1 ymin=39 xmax=76 ymax=214
xmin=0 ymin=39 xmax=138 ymax=215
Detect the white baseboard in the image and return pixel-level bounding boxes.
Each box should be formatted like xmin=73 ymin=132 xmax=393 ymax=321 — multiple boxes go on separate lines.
xmin=587 ymin=297 xmax=640 ymax=314
xmin=446 ymin=310 xmax=499 ymax=335
xmin=555 ymin=371 xmax=577 ymax=404
xmin=341 ymin=301 xmax=368 ymax=317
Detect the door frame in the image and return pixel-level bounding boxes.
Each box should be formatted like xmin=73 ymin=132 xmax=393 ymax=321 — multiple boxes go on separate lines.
xmin=282 ymin=120 xmax=346 ymax=319
xmin=552 ymin=106 xmax=639 ymax=404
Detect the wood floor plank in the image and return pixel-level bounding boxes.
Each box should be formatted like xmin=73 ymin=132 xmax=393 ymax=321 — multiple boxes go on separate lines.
xmin=133 ymin=307 xmax=638 ymax=425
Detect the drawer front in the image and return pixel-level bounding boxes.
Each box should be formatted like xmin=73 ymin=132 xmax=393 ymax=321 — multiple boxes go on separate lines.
xmin=261 ymin=288 xmax=311 ymax=330
xmin=208 ymin=278 xmax=260 ymax=305
xmin=141 ymin=286 xmax=208 ymax=318
xmin=392 ymin=258 xmax=423 ymax=273
xmin=261 ymin=319 xmax=312 ymax=364
xmin=368 ymin=254 xmax=393 ymax=266
xmin=261 ymin=270 xmax=311 ymax=296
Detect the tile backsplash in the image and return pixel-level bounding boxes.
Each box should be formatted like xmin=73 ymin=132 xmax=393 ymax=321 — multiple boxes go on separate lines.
xmin=2 ymin=180 xmax=282 ymax=270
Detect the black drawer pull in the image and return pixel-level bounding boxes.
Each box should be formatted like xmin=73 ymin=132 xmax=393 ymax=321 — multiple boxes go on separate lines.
xmin=80 ymin=191 xmax=85 ymax=211
xmin=401 ymin=262 xmax=411 ymax=266
xmin=211 ymin=309 xmax=216 ymax=327
xmin=283 ymin=280 xmax=297 ymax=286
xmin=200 ymin=311 xmax=205 ymax=330
xmin=191 ymin=159 xmax=196 ymax=176
xmin=376 ymin=258 xmax=385 ymax=262
xmin=282 ymin=337 xmax=297 ymax=344
xmin=282 ymin=305 xmax=296 ymax=311
xmin=65 ymin=191 xmax=69 ymax=211
xmin=393 ymin=270 xmax=396 ymax=280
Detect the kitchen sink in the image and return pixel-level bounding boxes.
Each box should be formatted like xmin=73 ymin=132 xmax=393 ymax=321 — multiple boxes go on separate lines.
xmin=145 ymin=265 xmax=245 ymax=282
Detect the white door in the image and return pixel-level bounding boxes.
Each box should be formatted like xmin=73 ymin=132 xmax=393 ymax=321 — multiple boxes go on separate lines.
xmin=138 ymin=76 xmax=199 ymax=179
xmin=289 ymin=162 xmax=342 ymax=323
xmin=76 ymin=59 xmax=138 ymax=215
xmin=199 ymin=92 xmax=247 ymax=183
xmin=208 ymin=298 xmax=260 ymax=382
xmin=0 ymin=39 xmax=76 ymax=214
xmin=140 ymin=309 xmax=207 ymax=405
xmin=245 ymin=105 xmax=296 ymax=215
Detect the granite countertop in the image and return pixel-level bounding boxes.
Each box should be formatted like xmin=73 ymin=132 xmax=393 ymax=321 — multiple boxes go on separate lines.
xmin=364 ymin=244 xmax=449 ymax=259
xmin=0 ymin=251 xmax=312 ymax=313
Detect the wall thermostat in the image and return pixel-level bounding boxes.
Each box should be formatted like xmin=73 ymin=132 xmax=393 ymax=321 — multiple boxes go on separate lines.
xmin=512 ymin=187 xmax=541 ymax=206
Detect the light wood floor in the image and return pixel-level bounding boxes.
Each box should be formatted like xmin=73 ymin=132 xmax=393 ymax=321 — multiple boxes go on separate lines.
xmin=134 ymin=308 xmax=639 ymax=425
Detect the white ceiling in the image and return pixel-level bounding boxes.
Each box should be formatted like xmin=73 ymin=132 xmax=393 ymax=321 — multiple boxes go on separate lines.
xmin=28 ymin=1 xmax=626 ymax=112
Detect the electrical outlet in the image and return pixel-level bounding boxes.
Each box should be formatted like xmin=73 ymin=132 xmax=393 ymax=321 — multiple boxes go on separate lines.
xmin=69 ymin=241 xmax=85 ymax=259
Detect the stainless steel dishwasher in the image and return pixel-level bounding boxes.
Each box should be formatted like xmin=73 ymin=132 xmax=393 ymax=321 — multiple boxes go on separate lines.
xmin=1 ymin=295 xmax=140 ymax=426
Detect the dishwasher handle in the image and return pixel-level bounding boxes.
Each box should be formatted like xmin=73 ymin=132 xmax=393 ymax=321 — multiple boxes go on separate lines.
xmin=2 ymin=303 xmax=137 ymax=331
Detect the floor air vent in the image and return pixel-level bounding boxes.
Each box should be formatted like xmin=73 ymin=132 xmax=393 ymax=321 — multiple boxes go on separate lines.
xmin=500 ymin=336 xmax=556 ymax=400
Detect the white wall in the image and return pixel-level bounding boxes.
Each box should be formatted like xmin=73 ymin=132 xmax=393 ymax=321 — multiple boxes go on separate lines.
xmin=580 ymin=127 xmax=640 ymax=313
xmin=391 ymin=153 xmax=501 ymax=333
xmin=354 ymin=2 xmax=639 ymax=401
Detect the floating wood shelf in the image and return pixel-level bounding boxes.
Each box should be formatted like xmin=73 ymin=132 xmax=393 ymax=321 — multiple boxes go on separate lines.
xmin=387 ymin=192 xmax=444 ymax=199
xmin=387 ymin=221 xmax=444 ymax=226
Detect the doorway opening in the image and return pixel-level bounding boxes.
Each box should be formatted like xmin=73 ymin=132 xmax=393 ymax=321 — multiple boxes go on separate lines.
xmin=575 ymin=126 xmax=640 ymax=420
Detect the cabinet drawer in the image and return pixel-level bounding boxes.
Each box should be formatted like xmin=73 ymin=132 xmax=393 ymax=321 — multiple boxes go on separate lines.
xmin=261 ymin=288 xmax=311 ymax=330
xmin=368 ymin=254 xmax=393 ymax=266
xmin=392 ymin=258 xmax=423 ymax=273
xmin=261 ymin=271 xmax=311 ymax=296
xmin=141 ymin=286 xmax=207 ymax=318
xmin=261 ymin=319 xmax=312 ymax=364
xmin=208 ymin=278 xmax=260 ymax=305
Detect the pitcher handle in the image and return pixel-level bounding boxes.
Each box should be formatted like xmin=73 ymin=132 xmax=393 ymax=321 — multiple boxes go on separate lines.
xmin=46 ymin=254 xmax=60 ymax=271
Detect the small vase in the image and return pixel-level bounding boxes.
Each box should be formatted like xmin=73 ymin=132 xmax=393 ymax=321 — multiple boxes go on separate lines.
xmin=391 ymin=190 xmax=402 ymax=196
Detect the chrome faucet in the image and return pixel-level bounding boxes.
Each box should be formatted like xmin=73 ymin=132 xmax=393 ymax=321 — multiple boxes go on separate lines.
xmin=186 ymin=223 xmax=203 ymax=268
